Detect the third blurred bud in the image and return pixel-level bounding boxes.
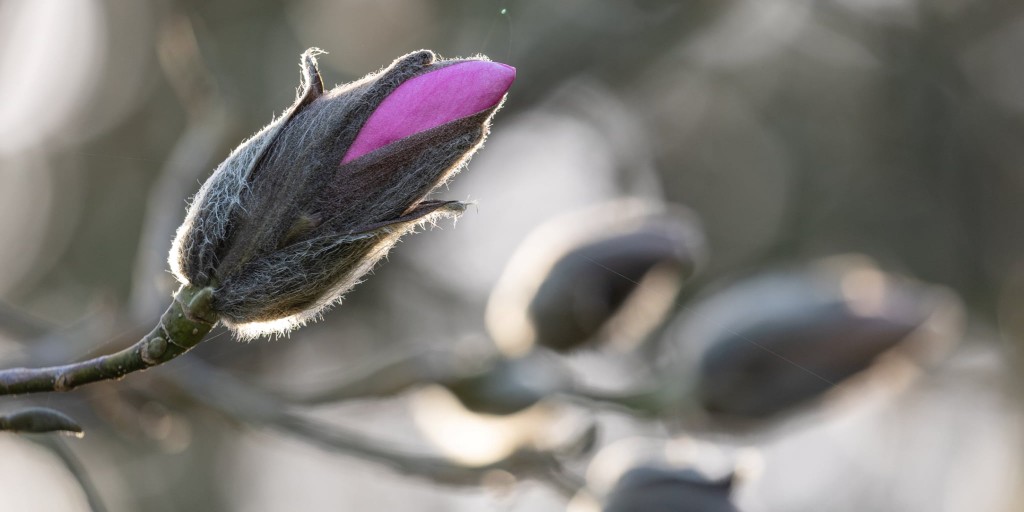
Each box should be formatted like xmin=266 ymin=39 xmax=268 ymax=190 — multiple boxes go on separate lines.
xmin=665 ymin=255 xmax=964 ymax=428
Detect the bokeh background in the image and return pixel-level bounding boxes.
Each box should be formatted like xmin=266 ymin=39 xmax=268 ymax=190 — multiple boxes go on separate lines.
xmin=1 ymin=0 xmax=1024 ymax=510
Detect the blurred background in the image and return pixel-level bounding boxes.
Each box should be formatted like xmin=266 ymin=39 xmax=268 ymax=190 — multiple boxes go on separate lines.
xmin=1 ymin=0 xmax=1024 ymax=510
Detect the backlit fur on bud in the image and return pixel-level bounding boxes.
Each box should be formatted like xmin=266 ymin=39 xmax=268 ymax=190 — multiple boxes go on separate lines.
xmin=170 ymin=49 xmax=513 ymax=338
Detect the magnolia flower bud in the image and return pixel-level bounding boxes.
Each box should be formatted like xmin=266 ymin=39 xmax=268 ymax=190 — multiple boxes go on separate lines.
xmin=487 ymin=200 xmax=705 ymax=356
xmin=603 ymin=467 xmax=740 ymax=512
xmin=668 ymin=257 xmax=959 ymax=422
xmin=527 ymin=225 xmax=698 ymax=353
xmin=442 ymin=349 xmax=573 ymax=416
xmin=0 ymin=407 xmax=84 ymax=436
xmin=169 ymin=49 xmax=515 ymax=337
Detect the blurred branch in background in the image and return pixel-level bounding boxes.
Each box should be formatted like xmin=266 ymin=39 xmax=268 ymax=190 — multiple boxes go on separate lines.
xmin=131 ymin=13 xmax=238 ymax=320
xmin=0 ymin=284 xmax=216 ymax=396
xmin=156 ymin=359 xmax=590 ymax=495
xmin=28 ymin=435 xmax=108 ymax=512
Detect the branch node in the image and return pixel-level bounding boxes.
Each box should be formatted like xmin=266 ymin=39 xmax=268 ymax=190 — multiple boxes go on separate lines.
xmin=183 ymin=286 xmax=217 ymax=325
xmin=54 ymin=373 xmax=71 ymax=392
xmin=142 ymin=337 xmax=168 ymax=365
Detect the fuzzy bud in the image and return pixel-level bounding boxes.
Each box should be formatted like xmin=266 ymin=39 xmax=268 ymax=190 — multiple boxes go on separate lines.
xmin=169 ymin=49 xmax=515 ymax=338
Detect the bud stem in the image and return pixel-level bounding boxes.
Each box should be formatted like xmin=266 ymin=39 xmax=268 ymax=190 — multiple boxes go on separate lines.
xmin=0 ymin=285 xmax=217 ymax=395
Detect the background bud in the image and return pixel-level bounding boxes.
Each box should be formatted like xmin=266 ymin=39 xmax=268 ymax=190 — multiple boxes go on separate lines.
xmin=442 ymin=348 xmax=573 ymax=416
xmin=603 ymin=466 xmax=740 ymax=512
xmin=0 ymin=407 xmax=84 ymax=436
xmin=487 ymin=200 xmax=705 ymax=356
xmin=667 ymin=256 xmax=962 ymax=423
xmin=169 ymin=49 xmax=514 ymax=338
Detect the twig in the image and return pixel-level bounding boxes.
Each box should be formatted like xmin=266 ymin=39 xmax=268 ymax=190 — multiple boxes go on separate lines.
xmin=0 ymin=407 xmax=83 ymax=435
xmin=161 ymin=359 xmax=586 ymax=495
xmin=286 ymin=346 xmax=460 ymax=405
xmin=31 ymin=435 xmax=109 ymax=512
xmin=278 ymin=414 xmax=575 ymax=490
xmin=560 ymin=382 xmax=678 ymax=417
xmin=0 ymin=285 xmax=217 ymax=396
xmin=287 ymin=344 xmax=678 ymax=422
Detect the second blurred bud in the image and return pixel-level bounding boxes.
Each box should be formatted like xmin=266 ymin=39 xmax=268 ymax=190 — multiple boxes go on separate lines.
xmin=665 ymin=255 xmax=964 ymax=428
xmin=486 ymin=199 xmax=706 ymax=356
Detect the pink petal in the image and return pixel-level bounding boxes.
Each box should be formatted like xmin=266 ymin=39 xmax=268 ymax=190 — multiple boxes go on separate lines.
xmin=342 ymin=61 xmax=516 ymax=164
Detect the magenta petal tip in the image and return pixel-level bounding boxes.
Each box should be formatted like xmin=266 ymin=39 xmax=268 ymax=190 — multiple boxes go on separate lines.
xmin=342 ymin=60 xmax=516 ymax=164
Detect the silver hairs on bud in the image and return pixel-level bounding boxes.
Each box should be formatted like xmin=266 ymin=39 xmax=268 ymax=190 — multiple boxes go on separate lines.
xmin=168 ymin=49 xmax=505 ymax=339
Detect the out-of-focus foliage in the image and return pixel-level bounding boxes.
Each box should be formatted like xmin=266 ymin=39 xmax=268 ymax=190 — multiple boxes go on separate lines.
xmin=1 ymin=0 xmax=1023 ymax=511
